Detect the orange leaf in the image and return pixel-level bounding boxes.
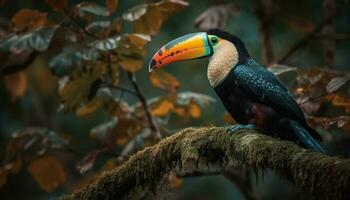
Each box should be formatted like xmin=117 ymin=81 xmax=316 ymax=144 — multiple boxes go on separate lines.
xmin=150 ymin=98 xmax=174 ymax=117
xmin=3 ymin=71 xmax=27 ymax=101
xmin=27 ymin=155 xmax=67 ymax=192
xmin=112 ymin=117 xmax=142 ymax=145
xmin=332 ymin=95 xmax=350 ymax=113
xmin=188 ymin=101 xmax=201 ymax=118
xmin=11 ymin=9 xmax=47 ymax=31
xmin=149 ymin=70 xmax=180 ymax=93
xmin=76 ymin=97 xmax=102 ymax=117
xmin=106 ymin=0 xmax=118 ymax=13
xmin=168 ymin=172 xmax=183 ymax=189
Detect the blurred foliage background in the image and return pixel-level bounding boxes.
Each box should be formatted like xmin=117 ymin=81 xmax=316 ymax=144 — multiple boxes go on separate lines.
xmin=0 ymin=0 xmax=349 ymax=199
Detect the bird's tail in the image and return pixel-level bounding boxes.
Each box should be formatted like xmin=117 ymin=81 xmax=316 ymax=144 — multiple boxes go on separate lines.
xmin=290 ymin=120 xmax=326 ymax=153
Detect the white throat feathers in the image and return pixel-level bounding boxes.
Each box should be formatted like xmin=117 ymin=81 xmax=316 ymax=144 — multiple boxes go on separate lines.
xmin=207 ymin=40 xmax=238 ymax=87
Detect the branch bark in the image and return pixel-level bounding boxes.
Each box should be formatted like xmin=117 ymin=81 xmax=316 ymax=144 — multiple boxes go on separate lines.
xmin=322 ymin=0 xmax=336 ymax=68
xmin=62 ymin=127 xmax=350 ymax=200
xmin=256 ymin=0 xmax=274 ymax=65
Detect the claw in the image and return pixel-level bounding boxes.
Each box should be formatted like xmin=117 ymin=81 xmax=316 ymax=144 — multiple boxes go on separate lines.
xmin=227 ymin=124 xmax=256 ymax=134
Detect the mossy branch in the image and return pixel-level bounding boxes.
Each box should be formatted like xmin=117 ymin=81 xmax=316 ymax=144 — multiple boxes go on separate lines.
xmin=62 ymin=127 xmax=350 ymax=200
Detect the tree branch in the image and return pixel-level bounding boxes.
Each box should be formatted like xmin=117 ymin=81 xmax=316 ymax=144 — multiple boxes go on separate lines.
xmin=256 ymin=0 xmax=274 ymax=65
xmin=277 ymin=6 xmax=341 ymax=64
xmin=126 ymin=71 xmax=162 ymax=139
xmin=61 ymin=127 xmax=350 ymax=200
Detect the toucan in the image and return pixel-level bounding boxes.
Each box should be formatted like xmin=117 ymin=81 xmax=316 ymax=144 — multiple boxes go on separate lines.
xmin=148 ymin=29 xmax=325 ymax=153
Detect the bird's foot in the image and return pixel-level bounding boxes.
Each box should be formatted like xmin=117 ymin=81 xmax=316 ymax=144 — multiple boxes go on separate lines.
xmin=227 ymin=124 xmax=256 ymax=134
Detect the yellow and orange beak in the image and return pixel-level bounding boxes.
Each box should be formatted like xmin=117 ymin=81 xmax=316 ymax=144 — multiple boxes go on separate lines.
xmin=148 ymin=32 xmax=214 ymax=72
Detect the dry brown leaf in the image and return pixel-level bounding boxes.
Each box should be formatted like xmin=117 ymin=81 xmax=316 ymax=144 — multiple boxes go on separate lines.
xmin=194 ymin=3 xmax=239 ymax=31
xmin=45 ymin=0 xmax=67 ymax=11
xmin=3 ymin=71 xmax=27 ymax=101
xmin=11 ymin=9 xmax=47 ymax=31
xmin=168 ymin=172 xmax=183 ymax=189
xmin=113 ymin=117 xmax=142 ymax=145
xmin=149 ymin=70 xmax=180 ymax=93
xmin=132 ymin=0 xmax=188 ymax=35
xmin=106 ymin=0 xmax=119 ymax=13
xmin=332 ymin=95 xmax=350 ymax=113
xmin=59 ymin=62 xmax=106 ymax=111
xmin=27 ymin=155 xmax=67 ymax=192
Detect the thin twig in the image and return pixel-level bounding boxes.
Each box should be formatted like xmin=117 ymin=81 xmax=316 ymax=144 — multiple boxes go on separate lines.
xmin=126 ymin=71 xmax=162 ymax=139
xmin=277 ymin=7 xmax=341 ymax=64
xmin=62 ymin=7 xmax=98 ymax=39
xmin=100 ymin=82 xmax=138 ymax=96
xmin=299 ymin=92 xmax=332 ymax=105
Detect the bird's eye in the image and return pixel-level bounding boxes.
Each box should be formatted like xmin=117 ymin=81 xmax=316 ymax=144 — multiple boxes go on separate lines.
xmin=211 ymin=37 xmax=218 ymax=44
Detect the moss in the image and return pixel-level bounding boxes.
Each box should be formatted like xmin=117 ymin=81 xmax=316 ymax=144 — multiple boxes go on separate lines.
xmin=61 ymin=127 xmax=350 ymax=200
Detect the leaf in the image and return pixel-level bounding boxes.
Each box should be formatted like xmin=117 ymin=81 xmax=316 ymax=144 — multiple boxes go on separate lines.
xmin=0 ymin=25 xmax=58 ymax=52
xmin=27 ymin=155 xmax=67 ymax=192
xmin=150 ymin=98 xmax=174 ymax=117
xmin=149 ymin=70 xmax=180 ymax=93
xmin=90 ymin=118 xmax=118 ymax=141
xmin=194 ymin=3 xmax=239 ymax=31
xmin=113 ymin=117 xmax=142 ymax=145
xmin=76 ymin=147 xmax=108 ymax=174
xmin=93 ymin=35 xmax=121 ymax=51
xmin=168 ymin=172 xmax=183 ymax=189
xmin=116 ymin=34 xmax=151 ymax=72
xmin=326 ymin=76 xmax=350 ymax=94
xmin=332 ymin=95 xmax=350 ymax=113
xmin=75 ymin=97 xmax=102 ymax=116
xmin=124 ymin=0 xmax=188 ymax=35
xmin=122 ymin=4 xmax=147 ymax=21
xmin=176 ymin=92 xmax=216 ymax=108
xmin=187 ymin=100 xmax=201 ymax=118
xmin=45 ymin=0 xmax=67 ymax=11
xmin=3 ymin=71 xmax=27 ymax=101
xmin=308 ymin=116 xmax=350 ymax=131
xmin=106 ymin=0 xmax=118 ymax=13
xmin=223 ymin=113 xmax=236 ymax=124
xmin=11 ymin=9 xmax=47 ymax=31
xmin=49 ymin=46 xmax=98 ymax=76
xmin=268 ymin=64 xmax=297 ymax=75
xmin=59 ymin=62 xmax=106 ymax=111
xmin=76 ymin=2 xmax=109 ymax=17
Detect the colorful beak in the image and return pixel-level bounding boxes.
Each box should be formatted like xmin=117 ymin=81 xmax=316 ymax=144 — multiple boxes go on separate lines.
xmin=148 ymin=32 xmax=213 ymax=72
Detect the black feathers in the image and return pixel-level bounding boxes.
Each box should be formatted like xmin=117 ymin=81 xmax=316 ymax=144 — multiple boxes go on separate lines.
xmin=207 ymin=29 xmax=250 ymax=64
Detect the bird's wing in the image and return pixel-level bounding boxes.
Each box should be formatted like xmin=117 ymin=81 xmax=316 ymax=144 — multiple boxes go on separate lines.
xmin=233 ymin=62 xmax=306 ymax=123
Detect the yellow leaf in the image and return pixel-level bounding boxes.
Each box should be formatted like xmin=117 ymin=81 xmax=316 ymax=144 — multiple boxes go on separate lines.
xmin=106 ymin=0 xmax=118 ymax=13
xmin=76 ymin=97 xmax=102 ymax=116
xmin=11 ymin=9 xmax=47 ymax=31
xmin=59 ymin=62 xmax=106 ymax=112
xmin=27 ymin=155 xmax=67 ymax=192
xmin=150 ymin=98 xmax=174 ymax=117
xmin=149 ymin=70 xmax=180 ymax=93
xmin=3 ymin=71 xmax=27 ymax=101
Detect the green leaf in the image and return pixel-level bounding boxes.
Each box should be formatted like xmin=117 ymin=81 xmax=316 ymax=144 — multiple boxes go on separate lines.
xmin=0 ymin=25 xmax=58 ymax=52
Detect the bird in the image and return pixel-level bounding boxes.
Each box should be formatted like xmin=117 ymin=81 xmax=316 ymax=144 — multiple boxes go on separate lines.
xmin=148 ymin=29 xmax=325 ymax=153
